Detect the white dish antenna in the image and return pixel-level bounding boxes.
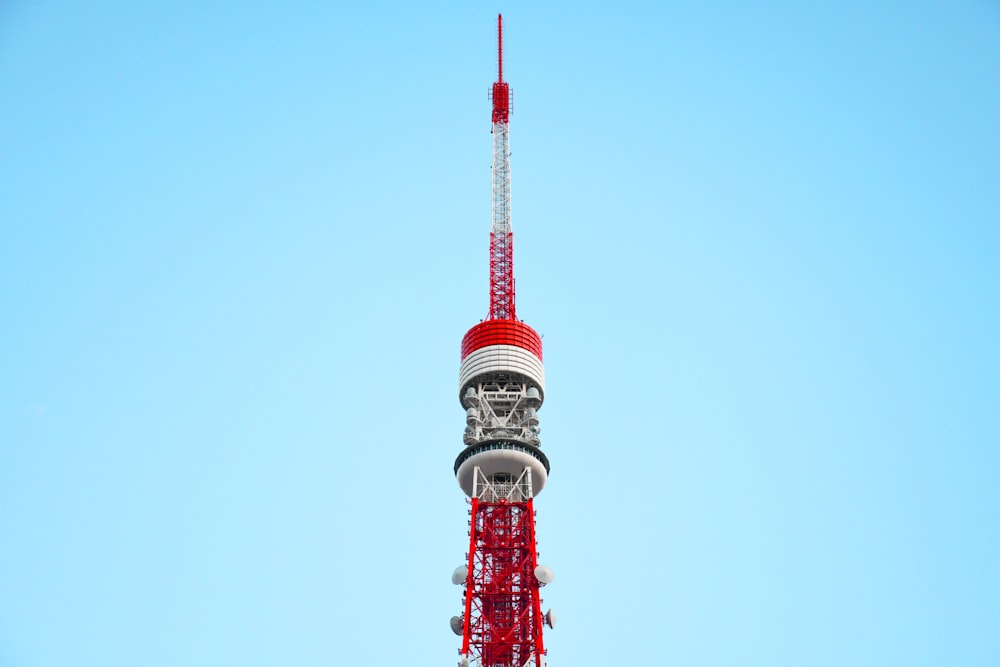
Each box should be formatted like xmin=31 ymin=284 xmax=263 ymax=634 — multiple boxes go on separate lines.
xmin=450 ymin=615 xmax=464 ymax=635
xmin=534 ymin=564 xmax=554 ymax=584
xmin=544 ymin=608 xmax=556 ymax=628
xmin=452 ymin=565 xmax=469 ymax=585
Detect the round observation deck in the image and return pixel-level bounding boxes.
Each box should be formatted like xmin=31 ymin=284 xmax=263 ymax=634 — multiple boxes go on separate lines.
xmin=454 ymin=439 xmax=550 ymax=497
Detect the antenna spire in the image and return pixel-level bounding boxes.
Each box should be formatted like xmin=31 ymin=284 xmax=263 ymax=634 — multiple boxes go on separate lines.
xmin=491 ymin=14 xmax=510 ymax=125
xmin=497 ymin=13 xmax=504 ymax=83
xmin=488 ymin=14 xmax=513 ymax=319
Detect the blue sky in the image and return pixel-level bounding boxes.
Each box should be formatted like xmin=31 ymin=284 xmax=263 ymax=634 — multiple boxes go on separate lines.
xmin=1 ymin=2 xmax=998 ymax=665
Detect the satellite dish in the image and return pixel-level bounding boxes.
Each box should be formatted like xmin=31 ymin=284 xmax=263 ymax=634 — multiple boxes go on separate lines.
xmin=534 ymin=565 xmax=554 ymax=584
xmin=544 ymin=609 xmax=556 ymax=628
xmin=450 ymin=616 xmax=464 ymax=636
xmin=452 ymin=565 xmax=469 ymax=585
xmin=458 ymin=656 xmax=470 ymax=667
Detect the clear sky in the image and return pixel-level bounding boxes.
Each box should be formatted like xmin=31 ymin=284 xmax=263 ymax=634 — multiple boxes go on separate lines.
xmin=1 ymin=2 xmax=998 ymax=665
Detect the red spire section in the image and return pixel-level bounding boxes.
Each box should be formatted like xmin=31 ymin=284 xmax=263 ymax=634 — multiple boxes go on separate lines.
xmin=492 ymin=14 xmax=510 ymax=124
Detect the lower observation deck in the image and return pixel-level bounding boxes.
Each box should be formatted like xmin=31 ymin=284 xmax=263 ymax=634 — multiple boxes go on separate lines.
xmin=455 ymin=439 xmax=550 ymax=498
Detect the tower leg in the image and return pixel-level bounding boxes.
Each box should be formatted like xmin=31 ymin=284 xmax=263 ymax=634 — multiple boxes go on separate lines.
xmin=461 ymin=468 xmax=545 ymax=667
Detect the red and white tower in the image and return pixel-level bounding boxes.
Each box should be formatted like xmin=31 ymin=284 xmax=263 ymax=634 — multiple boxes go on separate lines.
xmin=450 ymin=15 xmax=555 ymax=667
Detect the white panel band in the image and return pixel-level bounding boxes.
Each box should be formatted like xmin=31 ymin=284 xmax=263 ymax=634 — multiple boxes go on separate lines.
xmin=459 ymin=344 xmax=545 ymax=401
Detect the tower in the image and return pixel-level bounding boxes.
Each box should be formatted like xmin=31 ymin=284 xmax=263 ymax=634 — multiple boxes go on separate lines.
xmin=450 ymin=15 xmax=555 ymax=667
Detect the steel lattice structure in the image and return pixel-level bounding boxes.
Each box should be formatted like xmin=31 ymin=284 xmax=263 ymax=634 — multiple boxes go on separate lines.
xmin=488 ymin=15 xmax=514 ymax=321
xmin=459 ymin=470 xmax=545 ymax=667
xmin=451 ymin=15 xmax=554 ymax=667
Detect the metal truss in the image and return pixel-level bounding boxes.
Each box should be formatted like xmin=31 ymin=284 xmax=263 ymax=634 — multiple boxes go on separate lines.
xmin=489 ymin=119 xmax=514 ymax=321
xmin=460 ymin=466 xmax=546 ymax=667
xmin=463 ymin=378 xmax=541 ymax=447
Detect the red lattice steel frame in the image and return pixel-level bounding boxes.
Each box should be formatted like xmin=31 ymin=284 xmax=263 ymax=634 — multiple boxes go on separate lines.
xmin=489 ymin=229 xmax=515 ymax=321
xmin=461 ymin=497 xmax=545 ymax=667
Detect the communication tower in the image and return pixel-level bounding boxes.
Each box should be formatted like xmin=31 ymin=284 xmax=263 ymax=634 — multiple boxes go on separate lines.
xmin=449 ymin=15 xmax=555 ymax=667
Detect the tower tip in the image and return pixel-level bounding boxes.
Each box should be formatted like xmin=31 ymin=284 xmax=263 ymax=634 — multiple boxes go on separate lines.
xmin=497 ymin=14 xmax=504 ymax=83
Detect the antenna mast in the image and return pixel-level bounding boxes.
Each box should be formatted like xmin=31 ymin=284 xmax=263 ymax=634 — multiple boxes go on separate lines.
xmin=489 ymin=13 xmax=514 ymax=320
